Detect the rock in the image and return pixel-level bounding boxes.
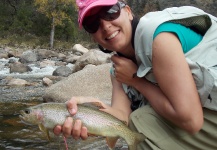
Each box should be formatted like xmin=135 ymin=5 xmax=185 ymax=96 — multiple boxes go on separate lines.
xmin=43 ymin=63 xmax=112 ymax=105
xmin=9 ymin=62 xmax=32 ymax=73
xmin=19 ymin=50 xmax=38 ymax=63
xmin=0 ymin=54 xmax=8 ymax=59
xmin=42 ymin=77 xmax=53 ymax=86
xmin=7 ymin=51 xmax=16 ymax=58
xmin=58 ymin=53 xmax=66 ymax=61
xmin=72 ymin=44 xmax=89 ymax=55
xmin=7 ymin=49 xmax=22 ymax=58
xmin=74 ymin=49 xmax=111 ymax=72
xmin=36 ymin=49 xmax=59 ymax=60
xmin=7 ymin=78 xmax=30 ymax=86
xmin=55 ymin=61 xmax=67 ymax=66
xmin=39 ymin=60 xmax=56 ymax=68
xmin=45 ymin=75 xmax=66 ymax=82
xmin=83 ymin=64 xmax=97 ymax=70
xmin=65 ymin=54 xmax=81 ymax=64
xmin=52 ymin=66 xmax=72 ymax=77
xmin=8 ymin=58 xmax=17 ymax=63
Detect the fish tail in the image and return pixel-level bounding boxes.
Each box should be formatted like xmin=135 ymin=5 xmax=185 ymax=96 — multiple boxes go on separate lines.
xmin=135 ymin=132 xmax=146 ymax=143
xmin=128 ymin=132 xmax=146 ymax=150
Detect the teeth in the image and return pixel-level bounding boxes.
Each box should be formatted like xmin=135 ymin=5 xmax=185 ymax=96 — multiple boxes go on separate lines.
xmin=107 ymin=31 xmax=119 ymax=40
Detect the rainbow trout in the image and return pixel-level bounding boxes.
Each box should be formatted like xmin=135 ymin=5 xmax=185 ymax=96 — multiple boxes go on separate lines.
xmin=19 ymin=102 xmax=145 ymax=150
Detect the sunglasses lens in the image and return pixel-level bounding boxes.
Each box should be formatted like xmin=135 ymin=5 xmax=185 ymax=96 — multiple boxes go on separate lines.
xmin=100 ymin=4 xmax=120 ymax=21
xmin=82 ymin=2 xmax=125 ymax=33
xmin=83 ymin=15 xmax=100 ymax=33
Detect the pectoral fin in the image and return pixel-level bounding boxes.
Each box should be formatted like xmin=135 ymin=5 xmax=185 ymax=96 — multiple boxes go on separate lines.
xmin=106 ymin=137 xmax=118 ymax=149
xmin=38 ymin=124 xmax=50 ymax=141
xmin=128 ymin=145 xmax=137 ymax=150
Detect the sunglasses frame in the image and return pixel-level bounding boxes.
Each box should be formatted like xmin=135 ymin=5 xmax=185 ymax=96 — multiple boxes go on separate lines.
xmin=82 ymin=1 xmax=126 ymax=33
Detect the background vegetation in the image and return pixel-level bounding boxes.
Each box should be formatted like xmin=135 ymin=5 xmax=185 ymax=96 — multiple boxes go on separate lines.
xmin=0 ymin=0 xmax=216 ymax=50
xmin=0 ymin=0 xmax=91 ymax=50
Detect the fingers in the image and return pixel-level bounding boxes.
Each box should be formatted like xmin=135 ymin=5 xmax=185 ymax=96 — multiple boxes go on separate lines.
xmin=61 ymin=117 xmax=88 ymax=140
xmin=62 ymin=117 xmax=73 ymax=138
xmin=53 ymin=125 xmax=62 ymax=136
xmin=72 ymin=120 xmax=83 ymax=140
xmin=111 ymin=55 xmax=120 ymax=64
xmin=57 ymin=96 xmax=104 ymax=140
xmin=81 ymin=126 xmax=88 ymax=140
xmin=66 ymin=97 xmax=101 ymax=115
xmin=66 ymin=97 xmax=78 ymax=115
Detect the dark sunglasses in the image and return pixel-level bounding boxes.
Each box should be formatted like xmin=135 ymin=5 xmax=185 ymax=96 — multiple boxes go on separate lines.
xmin=82 ymin=1 xmax=126 ymax=33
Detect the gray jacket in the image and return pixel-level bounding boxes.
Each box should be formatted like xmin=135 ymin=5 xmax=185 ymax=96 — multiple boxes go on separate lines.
xmin=131 ymin=6 xmax=217 ymax=111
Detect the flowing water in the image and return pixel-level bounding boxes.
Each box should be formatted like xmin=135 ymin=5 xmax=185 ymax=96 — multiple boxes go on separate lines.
xmin=0 ymin=99 xmax=128 ymax=150
xmin=0 ymin=58 xmax=128 ymax=150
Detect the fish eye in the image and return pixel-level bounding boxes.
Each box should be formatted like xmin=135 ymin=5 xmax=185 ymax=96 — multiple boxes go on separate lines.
xmin=24 ymin=109 xmax=31 ymax=114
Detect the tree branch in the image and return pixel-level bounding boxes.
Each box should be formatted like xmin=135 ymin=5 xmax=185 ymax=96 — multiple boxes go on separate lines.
xmin=6 ymin=0 xmax=17 ymax=14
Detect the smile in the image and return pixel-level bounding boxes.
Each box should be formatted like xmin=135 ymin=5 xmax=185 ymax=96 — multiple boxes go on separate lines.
xmin=107 ymin=31 xmax=119 ymax=40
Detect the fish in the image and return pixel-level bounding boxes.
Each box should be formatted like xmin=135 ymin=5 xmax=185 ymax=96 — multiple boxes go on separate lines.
xmin=19 ymin=102 xmax=145 ymax=150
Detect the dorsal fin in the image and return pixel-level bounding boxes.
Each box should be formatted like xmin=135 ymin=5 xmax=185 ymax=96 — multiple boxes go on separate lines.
xmin=121 ymin=120 xmax=128 ymax=125
xmin=81 ymin=102 xmax=105 ymax=109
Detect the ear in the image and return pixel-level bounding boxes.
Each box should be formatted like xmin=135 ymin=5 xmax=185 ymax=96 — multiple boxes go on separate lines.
xmin=124 ymin=5 xmax=133 ymax=21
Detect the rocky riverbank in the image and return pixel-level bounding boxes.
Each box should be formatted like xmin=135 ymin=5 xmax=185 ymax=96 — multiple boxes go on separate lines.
xmin=0 ymin=44 xmax=116 ymax=149
xmin=0 ymin=44 xmax=112 ymax=103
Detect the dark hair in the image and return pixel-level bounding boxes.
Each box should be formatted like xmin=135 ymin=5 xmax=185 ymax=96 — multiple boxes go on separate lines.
xmin=98 ymin=44 xmax=112 ymax=53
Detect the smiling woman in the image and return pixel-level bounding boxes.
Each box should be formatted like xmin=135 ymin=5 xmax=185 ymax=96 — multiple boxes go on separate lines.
xmin=82 ymin=1 xmax=126 ymax=33
xmin=53 ymin=0 xmax=217 ymax=149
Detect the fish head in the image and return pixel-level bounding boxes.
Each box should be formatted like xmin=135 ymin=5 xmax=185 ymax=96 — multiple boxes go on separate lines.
xmin=19 ymin=106 xmax=44 ymax=125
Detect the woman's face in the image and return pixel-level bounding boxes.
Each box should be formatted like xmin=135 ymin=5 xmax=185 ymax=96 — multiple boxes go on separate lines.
xmin=91 ymin=6 xmax=133 ymax=54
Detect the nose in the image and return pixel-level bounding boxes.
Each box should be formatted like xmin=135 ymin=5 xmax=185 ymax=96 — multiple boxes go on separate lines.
xmin=99 ymin=19 xmax=112 ymax=32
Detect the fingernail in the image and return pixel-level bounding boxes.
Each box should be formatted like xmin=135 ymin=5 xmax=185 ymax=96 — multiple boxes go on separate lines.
xmin=70 ymin=109 xmax=76 ymax=115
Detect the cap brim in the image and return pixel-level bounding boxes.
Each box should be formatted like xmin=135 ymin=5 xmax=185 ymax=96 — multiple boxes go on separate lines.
xmin=78 ymin=0 xmax=118 ymax=29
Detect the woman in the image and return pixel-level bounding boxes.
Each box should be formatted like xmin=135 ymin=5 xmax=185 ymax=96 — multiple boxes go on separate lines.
xmin=54 ymin=0 xmax=217 ymax=149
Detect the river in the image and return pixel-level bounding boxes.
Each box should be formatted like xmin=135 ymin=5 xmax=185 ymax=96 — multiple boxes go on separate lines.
xmin=0 ymin=101 xmax=128 ymax=150
xmin=0 ymin=58 xmax=128 ymax=149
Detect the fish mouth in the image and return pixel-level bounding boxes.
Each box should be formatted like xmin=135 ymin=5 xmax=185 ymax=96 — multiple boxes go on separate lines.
xmin=19 ymin=110 xmax=26 ymax=122
xmin=19 ymin=110 xmax=25 ymax=119
xmin=19 ymin=115 xmax=26 ymax=124
xmin=19 ymin=110 xmax=32 ymax=125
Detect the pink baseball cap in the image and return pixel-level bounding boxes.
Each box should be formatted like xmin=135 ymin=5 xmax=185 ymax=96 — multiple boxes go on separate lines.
xmin=76 ymin=0 xmax=118 ymax=28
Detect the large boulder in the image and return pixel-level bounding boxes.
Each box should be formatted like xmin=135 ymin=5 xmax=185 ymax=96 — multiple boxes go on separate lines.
xmin=7 ymin=78 xmax=30 ymax=86
xmin=43 ymin=63 xmax=112 ymax=105
xmin=72 ymin=44 xmax=89 ymax=55
xmin=0 ymin=53 xmax=8 ymax=59
xmin=19 ymin=50 xmax=38 ymax=63
xmin=74 ymin=50 xmax=111 ymax=72
xmin=64 ymin=54 xmax=81 ymax=64
xmin=39 ymin=60 xmax=56 ymax=68
xmin=35 ymin=49 xmax=59 ymax=60
xmin=52 ymin=66 xmax=72 ymax=77
xmin=9 ymin=62 xmax=32 ymax=73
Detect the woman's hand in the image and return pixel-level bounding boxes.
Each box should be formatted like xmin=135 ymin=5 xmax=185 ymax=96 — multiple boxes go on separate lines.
xmin=53 ymin=97 xmax=101 ymax=140
xmin=111 ymin=55 xmax=139 ymax=86
xmin=53 ymin=97 xmax=117 ymax=139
